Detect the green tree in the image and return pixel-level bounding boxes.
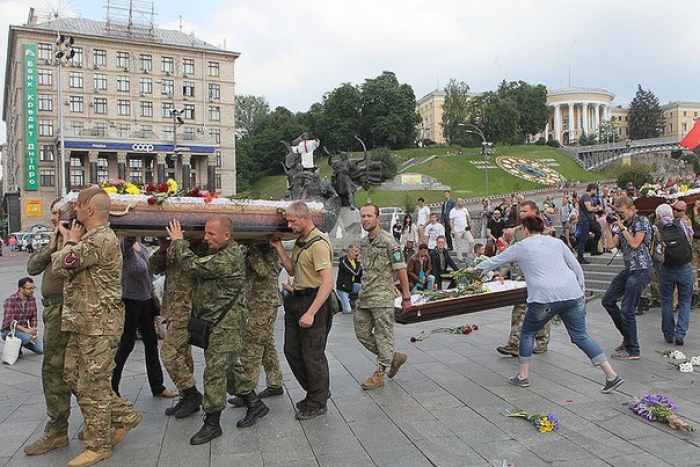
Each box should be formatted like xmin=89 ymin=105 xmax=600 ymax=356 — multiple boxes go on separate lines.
xmin=615 ymin=162 xmax=653 ymax=189
xmin=627 ymin=85 xmax=665 ymax=140
xmin=245 ymin=107 xmax=307 ymax=176
xmin=441 ymin=79 xmax=471 ymax=145
xmin=598 ymin=117 xmax=620 ymax=144
xmin=313 ymin=83 xmax=362 ymax=151
xmin=496 ymin=80 xmax=548 ymax=142
xmin=466 ymin=91 xmax=519 ymax=144
xmin=235 ymin=95 xmax=270 ymax=136
xmin=370 ymin=146 xmax=397 ymax=180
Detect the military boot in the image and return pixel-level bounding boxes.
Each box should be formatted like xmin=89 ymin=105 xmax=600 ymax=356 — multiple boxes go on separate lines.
xmin=190 ymin=411 xmax=222 ymax=445
xmin=23 ymin=434 xmax=69 ymax=455
xmin=170 ymin=387 xmax=203 ymax=418
xmin=227 ymin=395 xmax=245 ymax=408
xmin=387 ymin=352 xmax=407 ymax=378
xmin=236 ymin=392 xmax=270 ymax=428
xmin=361 ymin=366 xmax=385 ymax=390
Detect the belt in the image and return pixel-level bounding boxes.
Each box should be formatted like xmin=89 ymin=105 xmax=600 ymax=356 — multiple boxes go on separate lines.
xmin=292 ymin=288 xmax=318 ymax=297
xmin=42 ymin=296 xmax=63 ymax=307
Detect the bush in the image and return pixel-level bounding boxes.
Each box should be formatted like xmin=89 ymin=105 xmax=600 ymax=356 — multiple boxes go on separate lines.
xmin=616 ymin=163 xmax=653 ymax=190
xmin=370 ymin=146 xmax=397 ymax=180
xmin=534 ymin=137 xmax=546 ymax=146
xmin=681 ymin=153 xmax=700 ymax=175
xmin=546 ymin=139 xmax=561 ymax=148
xmin=403 ymin=195 xmax=416 ymax=215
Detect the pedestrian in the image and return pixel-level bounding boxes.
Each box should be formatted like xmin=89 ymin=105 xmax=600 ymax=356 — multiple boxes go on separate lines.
xmin=449 ymin=198 xmax=474 ymax=260
xmin=423 ymin=212 xmax=445 ymax=250
xmin=8 ymin=235 xmax=16 ymax=256
xmin=336 ymin=244 xmax=362 ymax=314
xmin=1 ymin=277 xmax=43 ymax=355
xmin=52 ymin=188 xmax=141 ymax=467
xmin=577 ymin=183 xmax=603 ymax=264
xmin=472 ymin=215 xmax=625 ymax=393
xmin=440 ymin=190 xmax=456 ymax=250
xmin=270 ymin=201 xmax=334 ymax=420
xmin=430 ymin=235 xmax=460 ymax=290
xmin=355 ymin=203 xmax=411 ymax=390
xmin=480 ymin=197 xmax=494 ymax=241
xmin=167 ymin=217 xmax=268 ymax=444
xmin=416 ymin=197 xmax=431 ymax=244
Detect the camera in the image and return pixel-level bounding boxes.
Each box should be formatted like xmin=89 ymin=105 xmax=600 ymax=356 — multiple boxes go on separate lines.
xmin=606 ymin=213 xmax=620 ymax=224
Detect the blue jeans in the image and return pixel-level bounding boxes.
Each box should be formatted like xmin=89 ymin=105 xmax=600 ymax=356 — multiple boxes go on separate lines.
xmin=337 ymin=283 xmax=362 ymax=313
xmin=1 ymin=330 xmax=44 ymax=354
xmin=659 ymin=263 xmax=694 ymax=340
xmin=576 ymin=221 xmax=601 ymax=259
xmin=602 ymin=268 xmax=652 ymax=356
xmin=411 ymin=275 xmax=435 ymax=293
xmin=519 ymin=297 xmax=606 ymax=366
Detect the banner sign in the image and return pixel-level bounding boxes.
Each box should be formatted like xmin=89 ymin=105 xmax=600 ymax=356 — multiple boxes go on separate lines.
xmin=64 ymin=141 xmax=215 ymax=154
xmin=24 ymin=45 xmax=38 ymax=190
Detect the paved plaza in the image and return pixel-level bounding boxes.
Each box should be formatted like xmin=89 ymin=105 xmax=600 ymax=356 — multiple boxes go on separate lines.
xmin=0 ymin=251 xmax=699 ymax=466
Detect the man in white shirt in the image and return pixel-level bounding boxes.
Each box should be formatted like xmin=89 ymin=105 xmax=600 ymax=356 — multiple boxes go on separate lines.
xmin=416 ymin=197 xmax=431 ymax=244
xmin=423 ymin=213 xmax=445 ymax=250
xmin=449 ymin=198 xmax=473 ymax=261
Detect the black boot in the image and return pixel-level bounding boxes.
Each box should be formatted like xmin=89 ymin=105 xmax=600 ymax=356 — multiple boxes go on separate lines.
xmin=169 ymin=387 xmax=202 ymax=418
xmin=236 ymin=392 xmax=270 ymax=428
xmin=227 ymin=396 xmax=245 ymax=408
xmin=190 ymin=411 xmax=222 ymax=445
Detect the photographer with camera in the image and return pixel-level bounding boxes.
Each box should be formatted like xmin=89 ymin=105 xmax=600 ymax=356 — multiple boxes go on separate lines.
xmin=577 ymin=183 xmax=603 ymax=264
xmin=601 ymin=196 xmax=653 ymax=360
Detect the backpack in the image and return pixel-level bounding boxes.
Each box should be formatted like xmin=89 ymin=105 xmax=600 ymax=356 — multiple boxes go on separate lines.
xmin=654 ymin=219 xmax=693 ymax=266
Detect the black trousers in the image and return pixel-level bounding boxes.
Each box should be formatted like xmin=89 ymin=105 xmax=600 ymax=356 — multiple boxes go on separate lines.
xmin=444 ymin=223 xmax=453 ymax=249
xmin=112 ymin=298 xmax=165 ymax=396
xmin=283 ymin=292 xmax=332 ymax=409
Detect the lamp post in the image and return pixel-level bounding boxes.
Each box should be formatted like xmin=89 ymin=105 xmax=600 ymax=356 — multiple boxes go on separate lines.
xmin=54 ymin=34 xmax=75 ymax=196
xmin=170 ymin=107 xmax=186 ymax=189
xmin=458 ymin=123 xmax=492 ymax=197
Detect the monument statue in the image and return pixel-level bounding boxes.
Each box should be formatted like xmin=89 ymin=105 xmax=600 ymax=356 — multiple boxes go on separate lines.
xmin=328 ymin=136 xmax=383 ymax=209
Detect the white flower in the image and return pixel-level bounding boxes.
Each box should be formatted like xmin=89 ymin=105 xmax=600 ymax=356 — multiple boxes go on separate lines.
xmin=671 ymin=350 xmax=687 ymax=360
xmin=679 ymin=362 xmax=694 ymax=373
xmin=691 ymin=356 xmax=700 ymax=366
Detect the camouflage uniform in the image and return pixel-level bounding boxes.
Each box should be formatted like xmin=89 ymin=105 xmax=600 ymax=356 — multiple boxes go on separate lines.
xmin=241 ymin=244 xmax=283 ymax=389
xmin=150 ymin=245 xmax=195 ymax=392
xmin=172 ymin=238 xmax=254 ymax=414
xmin=27 ymin=242 xmax=71 ymax=439
xmin=356 ymin=229 xmax=406 ymax=368
xmin=52 ymin=225 xmax=140 ymax=454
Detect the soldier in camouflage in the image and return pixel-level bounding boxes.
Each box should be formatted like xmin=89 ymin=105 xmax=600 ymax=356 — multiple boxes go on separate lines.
xmin=24 ymin=200 xmax=74 ymax=456
xmin=51 ymin=188 xmax=141 ymax=467
xmin=356 ymin=204 xmax=412 ymax=390
xmin=150 ymin=239 xmax=203 ymax=418
xmin=167 ymin=216 xmax=269 ymax=446
xmin=228 ymin=243 xmax=284 ymax=408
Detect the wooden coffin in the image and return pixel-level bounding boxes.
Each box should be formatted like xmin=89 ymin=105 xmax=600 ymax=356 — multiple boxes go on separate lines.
xmin=57 ymin=194 xmax=329 ymax=241
xmin=394 ymin=281 xmax=528 ymax=324
xmin=634 ymin=191 xmax=700 ymax=216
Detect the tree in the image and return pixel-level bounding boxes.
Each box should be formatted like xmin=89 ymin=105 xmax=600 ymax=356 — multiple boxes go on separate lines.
xmin=235 ymin=95 xmax=270 ymax=136
xmin=441 ymin=79 xmax=471 ymax=145
xmin=466 ymin=91 xmax=520 ymax=145
xmin=500 ymin=81 xmax=548 ymax=141
xmin=313 ymin=83 xmax=362 ymax=151
xmin=598 ymin=117 xmax=620 ymax=144
xmin=627 ymin=85 xmax=665 ymax=140
xmin=244 ymin=106 xmax=307 ymax=175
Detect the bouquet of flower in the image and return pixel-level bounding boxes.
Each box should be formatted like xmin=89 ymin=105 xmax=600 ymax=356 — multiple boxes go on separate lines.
xmin=409 ymin=324 xmax=479 ymax=342
xmin=98 ymin=178 xmax=141 ymax=195
xmin=629 ymin=394 xmax=694 ymax=432
xmin=502 ymin=408 xmax=560 ymax=433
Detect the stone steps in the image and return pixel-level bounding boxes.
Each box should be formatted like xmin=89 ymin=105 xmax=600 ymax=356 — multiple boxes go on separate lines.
xmin=580 ymin=252 xmax=625 ymax=294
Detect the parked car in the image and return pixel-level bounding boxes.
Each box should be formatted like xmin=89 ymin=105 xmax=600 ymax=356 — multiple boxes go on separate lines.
xmin=10 ymin=232 xmax=33 ymax=251
xmin=30 ymin=232 xmax=52 ymax=252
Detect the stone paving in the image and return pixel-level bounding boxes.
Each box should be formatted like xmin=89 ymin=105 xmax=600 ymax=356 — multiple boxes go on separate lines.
xmin=1 ymin=251 xmax=700 ymax=466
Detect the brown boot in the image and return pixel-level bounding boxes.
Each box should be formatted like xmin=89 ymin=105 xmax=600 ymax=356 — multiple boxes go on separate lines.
xmin=110 ymin=412 xmax=142 ymax=446
xmin=68 ymin=449 xmax=112 ymax=467
xmin=387 ymin=352 xmax=407 ymax=378
xmin=361 ymin=367 xmax=385 ymax=390
xmin=23 ymin=434 xmax=69 ymax=455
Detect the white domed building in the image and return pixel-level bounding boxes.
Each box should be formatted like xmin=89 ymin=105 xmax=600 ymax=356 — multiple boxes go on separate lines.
xmin=546 ymin=87 xmax=615 ymax=145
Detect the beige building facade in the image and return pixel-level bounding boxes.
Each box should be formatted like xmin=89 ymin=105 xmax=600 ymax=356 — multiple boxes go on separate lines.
xmin=661 ymin=101 xmax=700 ymax=138
xmin=2 ymin=13 xmax=239 ymax=231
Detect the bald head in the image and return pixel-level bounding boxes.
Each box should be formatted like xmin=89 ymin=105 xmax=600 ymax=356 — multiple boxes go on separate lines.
xmin=75 ymin=188 xmax=111 ymax=227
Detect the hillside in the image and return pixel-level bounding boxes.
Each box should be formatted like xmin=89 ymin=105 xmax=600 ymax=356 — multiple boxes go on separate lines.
xmin=250 ymin=144 xmax=601 ymax=207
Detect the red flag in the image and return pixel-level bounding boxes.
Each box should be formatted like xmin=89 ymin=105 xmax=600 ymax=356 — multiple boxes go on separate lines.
xmin=680 ymin=119 xmax=700 ymax=150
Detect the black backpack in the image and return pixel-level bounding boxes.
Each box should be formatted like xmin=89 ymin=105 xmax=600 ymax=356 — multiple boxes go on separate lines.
xmin=655 ymin=219 xmax=693 ymax=266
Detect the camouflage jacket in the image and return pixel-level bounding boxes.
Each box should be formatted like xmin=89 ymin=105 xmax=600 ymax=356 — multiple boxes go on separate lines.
xmin=358 ymin=229 xmax=406 ymax=307
xmin=150 ymin=244 xmax=194 ymax=322
xmin=245 ymin=243 xmax=282 ymax=309
xmin=27 ymin=240 xmax=64 ymax=299
xmin=51 ymin=225 xmax=124 ymax=336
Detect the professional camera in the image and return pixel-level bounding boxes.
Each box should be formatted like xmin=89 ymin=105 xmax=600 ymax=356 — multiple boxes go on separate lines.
xmin=606 ymin=213 xmax=620 ymax=224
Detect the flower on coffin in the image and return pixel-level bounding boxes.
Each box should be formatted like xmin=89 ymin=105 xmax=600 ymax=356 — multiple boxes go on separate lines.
xmin=99 ymin=178 xmax=141 ymax=195
xmin=628 ymin=394 xmax=694 ymax=432
xmin=502 ymin=408 xmax=560 ymax=433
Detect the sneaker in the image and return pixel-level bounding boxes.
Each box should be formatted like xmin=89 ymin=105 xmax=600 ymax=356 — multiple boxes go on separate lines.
xmin=601 ymin=375 xmax=624 ymax=393
xmin=23 ymin=434 xmax=69 ymax=455
xmin=496 ymin=345 xmax=519 ymax=357
xmin=361 ymin=369 xmax=385 ymax=390
xmin=387 ymin=352 xmax=407 ymax=378
xmin=675 ymin=337 xmax=685 ymax=346
xmin=664 ymin=337 xmax=674 ymax=344
xmin=295 ymin=406 xmax=327 ymax=421
xmin=508 ymin=374 xmax=530 ymax=387
xmin=611 ymin=350 xmax=640 ymax=360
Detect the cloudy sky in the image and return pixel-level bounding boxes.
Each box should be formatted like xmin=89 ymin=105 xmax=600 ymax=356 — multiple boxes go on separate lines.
xmin=1 ymin=0 xmax=699 ymax=124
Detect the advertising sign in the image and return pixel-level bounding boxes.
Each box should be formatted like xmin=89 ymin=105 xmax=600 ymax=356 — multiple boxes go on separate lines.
xmin=24 ymin=44 xmax=38 ymax=190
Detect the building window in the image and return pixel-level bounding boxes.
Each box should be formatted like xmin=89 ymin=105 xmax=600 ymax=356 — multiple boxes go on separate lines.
xmin=161 ymin=56 xmax=174 ymax=73
xmin=93 ymin=49 xmax=107 ymax=67
xmin=208 ymin=61 xmax=220 ymax=77
xmin=140 ymin=124 xmax=153 ymax=135
xmin=139 ymin=77 xmax=152 ymax=94
xmin=38 ymin=43 xmax=52 ymax=61
xmin=670 ymin=123 xmax=673 ymax=132
xmin=71 ymin=46 xmax=83 ymax=66
xmin=39 ymin=120 xmax=53 ymax=136
xmin=670 ymin=112 xmax=673 ymax=118
xmin=683 ymin=123 xmax=688 ymax=132
xmin=163 ymin=125 xmax=174 ymax=140
xmin=182 ymin=58 xmax=195 ymax=75
xmin=70 ymin=96 xmax=84 ymax=113
xmin=209 ymin=106 xmax=220 ymax=122
xmin=97 ymin=157 xmax=108 ymax=168
xmin=97 ymin=168 xmax=109 ymax=182
xmin=684 ymin=111 xmax=687 ymax=117
xmin=38 ymin=94 xmax=53 ymax=111
xmin=94 ymin=122 xmax=108 ymax=136
xmin=117 ymin=123 xmax=131 ymax=137
xmin=70 ymin=156 xmax=83 ymax=167
xmin=183 ymin=127 xmax=195 ymax=140
xmin=139 ymin=54 xmax=152 ymax=72
xmin=116 ymin=51 xmax=130 ymax=69
xmin=129 ymin=171 xmax=143 ymax=184
xmin=70 ymin=170 xmax=85 ymax=187
xmin=215 ymin=150 xmax=221 ymax=167
xmin=160 ymin=79 xmax=174 ymax=96
xmin=183 ymin=104 xmax=195 ymax=119
xmin=208 ymin=83 xmax=220 ymax=100
xmin=94 ymin=98 xmax=108 ymax=114
xmin=183 ymin=81 xmax=195 ymax=97
xmin=140 ymin=101 xmax=153 ymax=117
xmin=40 ymin=169 xmax=55 ymax=186
xmin=71 ymin=121 xmax=84 ymax=134
xmin=210 ymin=129 xmax=220 ymax=144
xmin=161 ymin=102 xmax=174 ymax=118
xmin=40 ymin=145 xmax=55 ymax=162
xmin=38 ymin=68 xmax=53 ymax=85
xmin=129 ymin=158 xmax=144 ymax=169
xmin=117 ymin=75 xmax=130 ymax=92
xmin=117 ymin=99 xmax=131 ymax=116
xmin=94 ymin=73 xmax=107 ymax=90
xmin=214 ymin=173 xmax=221 ymax=189
xmin=69 ymin=71 xmax=83 ymax=88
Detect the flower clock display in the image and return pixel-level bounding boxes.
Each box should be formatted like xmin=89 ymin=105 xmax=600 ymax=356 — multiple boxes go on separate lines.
xmin=496 ymin=157 xmax=566 ymax=186
xmin=409 ymin=324 xmax=478 ymax=342
xmin=502 ymin=408 xmax=560 ymax=434
xmin=628 ymin=394 xmax=694 ymax=432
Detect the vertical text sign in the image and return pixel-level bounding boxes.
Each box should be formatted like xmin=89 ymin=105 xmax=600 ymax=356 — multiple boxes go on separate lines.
xmin=24 ymin=44 xmax=39 ymax=190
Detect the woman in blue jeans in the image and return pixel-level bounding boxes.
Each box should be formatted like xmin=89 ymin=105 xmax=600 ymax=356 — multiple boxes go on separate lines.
xmin=471 ymin=215 xmax=624 ymax=393
xmin=336 ymin=245 xmax=362 ymax=313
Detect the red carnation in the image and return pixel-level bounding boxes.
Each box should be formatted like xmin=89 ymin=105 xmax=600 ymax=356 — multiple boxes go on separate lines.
xmin=147 ymin=196 xmax=157 ymax=205
xmin=410 ymin=337 xmax=417 ymax=343
xmin=463 ymin=327 xmax=472 ymax=334
xmin=145 ymin=184 xmax=157 ymax=193
xmin=472 ymin=324 xmax=479 ymax=331
xmin=157 ymin=183 xmax=169 ymax=193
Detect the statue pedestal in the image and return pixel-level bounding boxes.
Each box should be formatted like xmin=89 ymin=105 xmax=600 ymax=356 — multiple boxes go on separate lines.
xmin=329 ymin=207 xmax=362 ymax=252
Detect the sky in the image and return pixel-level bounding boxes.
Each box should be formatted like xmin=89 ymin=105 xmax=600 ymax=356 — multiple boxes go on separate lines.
xmin=1 ymin=0 xmax=700 ymax=134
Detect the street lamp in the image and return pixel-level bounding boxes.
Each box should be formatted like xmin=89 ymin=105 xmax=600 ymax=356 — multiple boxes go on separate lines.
xmin=170 ymin=107 xmax=187 ymax=188
xmin=458 ymin=123 xmax=493 ymax=197
xmin=54 ymin=34 xmax=75 ymax=196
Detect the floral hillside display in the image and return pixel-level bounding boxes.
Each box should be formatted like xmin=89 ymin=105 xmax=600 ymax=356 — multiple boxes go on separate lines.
xmin=628 ymin=394 xmax=695 ymax=432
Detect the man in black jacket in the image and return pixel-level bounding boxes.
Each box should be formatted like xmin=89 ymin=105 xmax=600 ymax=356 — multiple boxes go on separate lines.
xmin=336 ymin=245 xmax=362 ymax=313
xmin=430 ymin=236 xmax=460 ymax=290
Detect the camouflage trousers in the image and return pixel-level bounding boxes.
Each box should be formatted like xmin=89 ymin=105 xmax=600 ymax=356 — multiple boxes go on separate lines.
xmin=64 ymin=333 xmax=140 ymax=453
xmin=41 ymin=304 xmax=72 ymax=438
xmin=240 ymin=305 xmax=283 ymax=389
xmin=506 ymin=302 xmax=551 ymax=350
xmin=355 ymin=306 xmax=395 ymax=368
xmin=692 ymin=239 xmax=700 ymax=292
xmin=208 ymin=323 xmax=254 ymax=414
xmin=160 ymin=318 xmax=195 ymax=391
